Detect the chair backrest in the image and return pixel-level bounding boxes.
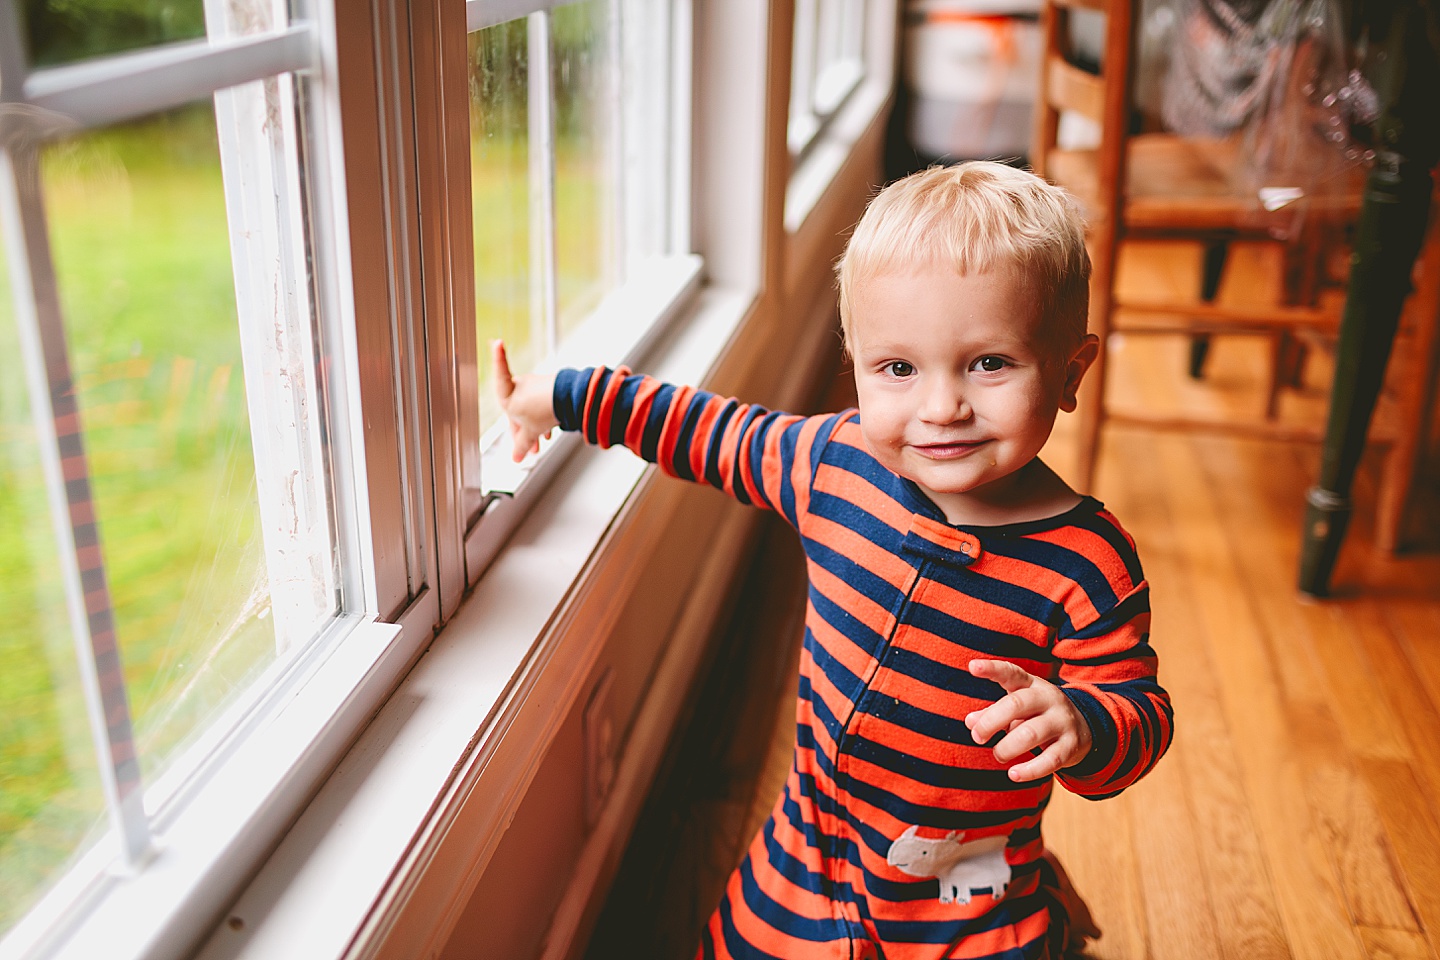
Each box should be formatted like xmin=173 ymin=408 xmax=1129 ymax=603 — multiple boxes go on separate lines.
xmin=1029 ymin=0 xmax=1135 ymax=231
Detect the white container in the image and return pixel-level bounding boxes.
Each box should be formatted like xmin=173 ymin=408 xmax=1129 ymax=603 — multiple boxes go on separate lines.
xmin=903 ymin=0 xmax=1042 ymax=160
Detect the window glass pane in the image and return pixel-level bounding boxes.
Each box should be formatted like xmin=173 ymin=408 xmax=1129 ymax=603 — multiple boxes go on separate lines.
xmin=817 ymin=0 xmax=842 ymax=78
xmin=0 ymin=234 xmax=109 ymax=939
xmin=843 ymin=0 xmax=865 ymax=59
xmin=470 ymin=18 xmax=532 ymax=432
xmin=19 ymin=0 xmax=280 ymax=69
xmin=40 ymin=103 xmax=283 ymax=785
xmin=552 ymin=0 xmax=617 ymax=337
xmin=789 ymin=0 xmax=821 ymax=153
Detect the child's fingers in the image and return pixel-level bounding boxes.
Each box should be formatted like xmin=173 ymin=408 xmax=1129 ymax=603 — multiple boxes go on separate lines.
xmin=991 ymin=713 xmax=1066 ymax=764
xmin=968 ymin=658 xmax=1036 ymax=694
xmin=491 ymin=340 xmax=515 ymax=403
xmin=508 ymin=420 xmax=526 ymax=462
xmin=965 ymin=685 xmax=1045 ymax=745
xmin=1004 ymin=740 xmax=1074 ymax=782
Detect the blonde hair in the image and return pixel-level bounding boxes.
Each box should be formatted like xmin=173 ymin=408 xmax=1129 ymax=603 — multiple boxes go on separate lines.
xmin=836 ymin=162 xmax=1091 ymax=354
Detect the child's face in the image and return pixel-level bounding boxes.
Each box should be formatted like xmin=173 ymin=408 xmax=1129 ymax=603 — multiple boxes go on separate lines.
xmin=847 ymin=263 xmax=1095 ymax=519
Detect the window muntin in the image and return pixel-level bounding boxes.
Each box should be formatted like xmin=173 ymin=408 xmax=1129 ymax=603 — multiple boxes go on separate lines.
xmin=0 ymin=229 xmax=109 ymax=936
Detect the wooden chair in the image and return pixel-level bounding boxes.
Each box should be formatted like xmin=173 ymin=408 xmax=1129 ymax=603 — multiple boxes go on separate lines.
xmin=1030 ymin=0 xmax=1362 ymax=489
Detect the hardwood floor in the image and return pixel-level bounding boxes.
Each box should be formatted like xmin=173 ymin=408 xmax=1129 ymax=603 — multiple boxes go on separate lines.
xmin=584 ymin=240 xmax=1440 ymax=960
xmin=1036 ymin=241 xmax=1440 ymax=960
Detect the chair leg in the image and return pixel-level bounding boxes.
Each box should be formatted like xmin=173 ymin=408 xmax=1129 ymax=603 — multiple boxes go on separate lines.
xmin=1076 ymin=353 xmax=1105 ymax=494
xmin=1285 ymin=342 xmax=1308 ymax=388
xmin=1188 ymin=241 xmax=1230 ymax=379
xmin=1265 ymin=332 xmax=1298 ymax=419
xmin=1187 ymin=337 xmax=1211 ymax=379
xmin=1300 ymin=19 xmax=1438 ymax=596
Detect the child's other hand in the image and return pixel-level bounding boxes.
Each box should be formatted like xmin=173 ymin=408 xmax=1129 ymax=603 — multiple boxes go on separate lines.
xmin=491 ymin=340 xmax=559 ymax=462
xmin=964 ymin=660 xmax=1094 ymax=782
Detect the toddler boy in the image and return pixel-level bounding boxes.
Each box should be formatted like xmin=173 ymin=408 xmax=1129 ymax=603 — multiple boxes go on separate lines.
xmin=495 ymin=161 xmax=1172 ymax=959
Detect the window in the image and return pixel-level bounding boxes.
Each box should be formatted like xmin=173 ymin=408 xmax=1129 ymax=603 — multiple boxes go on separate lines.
xmin=0 ymin=0 xmax=697 ymax=957
xmin=782 ymin=0 xmax=894 ymax=234
xmin=0 ymin=1 xmax=403 ymax=957
xmin=461 ymin=0 xmax=696 ymax=572
xmin=789 ymin=0 xmax=868 ymax=159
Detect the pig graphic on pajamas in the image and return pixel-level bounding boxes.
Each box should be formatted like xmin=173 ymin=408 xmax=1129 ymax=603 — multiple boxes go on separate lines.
xmin=886 ymin=826 xmax=1013 ymax=905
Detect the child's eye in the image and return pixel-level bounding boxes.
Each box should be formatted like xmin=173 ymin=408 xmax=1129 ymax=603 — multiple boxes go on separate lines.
xmin=973 ymin=356 xmax=1008 ymax=373
xmin=884 ymin=361 xmax=915 ymax=378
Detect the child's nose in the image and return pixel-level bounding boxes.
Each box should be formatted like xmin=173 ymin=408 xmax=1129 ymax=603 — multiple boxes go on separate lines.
xmin=920 ymin=381 xmax=971 ymax=423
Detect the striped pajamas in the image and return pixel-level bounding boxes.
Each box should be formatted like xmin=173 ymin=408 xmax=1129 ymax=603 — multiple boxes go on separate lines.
xmin=554 ymin=367 xmax=1173 ymax=960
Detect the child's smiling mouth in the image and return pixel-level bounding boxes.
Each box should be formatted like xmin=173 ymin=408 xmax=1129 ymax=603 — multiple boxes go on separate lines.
xmin=911 ymin=440 xmax=989 ymax=459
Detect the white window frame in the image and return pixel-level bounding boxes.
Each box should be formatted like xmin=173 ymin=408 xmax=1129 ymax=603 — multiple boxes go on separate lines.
xmin=0 ymin=0 xmax=436 ymax=957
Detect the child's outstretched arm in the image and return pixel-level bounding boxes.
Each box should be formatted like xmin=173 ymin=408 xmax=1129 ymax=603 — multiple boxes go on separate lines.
xmin=490 ymin=342 xmax=839 ymax=527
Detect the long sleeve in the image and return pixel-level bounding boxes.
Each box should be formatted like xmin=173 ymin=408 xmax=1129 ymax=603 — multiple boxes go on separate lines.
xmin=1050 ymin=523 xmax=1173 ymax=800
xmin=552 ymin=366 xmax=838 ymax=528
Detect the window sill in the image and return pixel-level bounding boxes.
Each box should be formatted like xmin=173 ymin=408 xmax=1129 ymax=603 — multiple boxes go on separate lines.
xmin=192 ymin=284 xmax=756 ymax=960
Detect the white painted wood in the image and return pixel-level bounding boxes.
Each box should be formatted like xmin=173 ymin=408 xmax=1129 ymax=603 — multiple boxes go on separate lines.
xmin=784 ymin=76 xmax=889 ymax=232
xmin=0 ymin=0 xmax=449 ymax=955
xmin=295 ymin=0 xmax=382 ymax=622
xmin=0 ymin=617 xmax=405 ymax=960
xmin=693 ymin=0 xmax=769 ymax=292
xmin=668 ymin=0 xmax=694 ymax=256
xmin=373 ymin=0 xmax=434 ymax=611
xmin=20 ymin=30 xmax=315 ymax=133
xmin=206 ymin=0 xmax=337 ymax=655
xmin=466 ymin=0 xmax=585 ymax=32
xmin=788 ymin=0 xmax=820 ymax=155
xmin=528 ymin=10 xmax=560 ymax=355
xmin=465 ymin=254 xmax=702 ymax=581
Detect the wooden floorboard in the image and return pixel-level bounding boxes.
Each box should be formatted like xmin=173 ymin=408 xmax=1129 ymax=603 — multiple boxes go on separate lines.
xmin=582 ymin=240 xmax=1440 ymax=959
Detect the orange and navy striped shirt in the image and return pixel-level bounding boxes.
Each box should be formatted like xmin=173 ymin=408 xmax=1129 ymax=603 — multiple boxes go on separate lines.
xmin=555 ymin=367 xmax=1173 ymax=960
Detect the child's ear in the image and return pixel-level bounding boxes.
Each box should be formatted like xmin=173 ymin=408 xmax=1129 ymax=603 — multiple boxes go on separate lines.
xmin=1058 ymin=335 xmax=1100 ymax=413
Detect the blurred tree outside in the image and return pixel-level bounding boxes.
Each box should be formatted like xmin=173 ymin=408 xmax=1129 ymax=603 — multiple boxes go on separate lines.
xmin=20 ymin=0 xmax=205 ymax=68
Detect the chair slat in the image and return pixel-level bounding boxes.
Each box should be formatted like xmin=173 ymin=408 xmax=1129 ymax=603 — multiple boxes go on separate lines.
xmin=1113 ymin=302 xmax=1340 ymax=333
xmin=1046 ymin=59 xmax=1104 ymax=120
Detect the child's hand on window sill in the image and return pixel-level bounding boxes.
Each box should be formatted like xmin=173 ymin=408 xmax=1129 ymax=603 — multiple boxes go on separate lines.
xmin=492 ymin=340 xmax=559 ymax=462
xmin=963 ymin=660 xmax=1094 ymax=782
